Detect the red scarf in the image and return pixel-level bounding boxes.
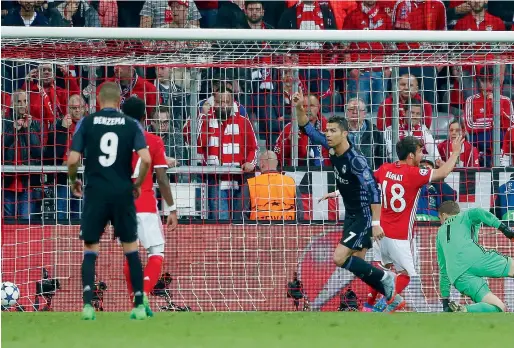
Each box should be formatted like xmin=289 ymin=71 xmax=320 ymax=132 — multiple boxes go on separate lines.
xmin=361 ymin=2 xmax=381 ymax=29
xmin=296 ymin=1 xmax=324 ymax=30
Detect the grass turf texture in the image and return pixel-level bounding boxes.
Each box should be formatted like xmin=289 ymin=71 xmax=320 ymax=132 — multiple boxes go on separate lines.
xmin=2 ymin=312 xmax=512 ymax=348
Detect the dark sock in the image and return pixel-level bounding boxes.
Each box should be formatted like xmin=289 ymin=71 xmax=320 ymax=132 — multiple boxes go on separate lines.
xmin=342 ymin=256 xmax=386 ymax=295
xmin=125 ymin=250 xmax=144 ymax=307
xmin=81 ymin=251 xmax=98 ymax=306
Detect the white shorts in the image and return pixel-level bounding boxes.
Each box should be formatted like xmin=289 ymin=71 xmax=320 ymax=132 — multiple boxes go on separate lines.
xmin=137 ymin=213 xmax=165 ymax=249
xmin=378 ymin=237 xmax=417 ymax=276
xmin=372 ymin=240 xmax=382 ymax=263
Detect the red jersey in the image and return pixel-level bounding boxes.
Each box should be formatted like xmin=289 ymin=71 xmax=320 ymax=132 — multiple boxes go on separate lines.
xmin=132 ymin=131 xmax=168 ymax=213
xmin=375 ymin=162 xmax=433 ymax=240
xmin=437 ymin=140 xmax=480 ymax=168
xmin=464 ymin=93 xmax=514 ymax=133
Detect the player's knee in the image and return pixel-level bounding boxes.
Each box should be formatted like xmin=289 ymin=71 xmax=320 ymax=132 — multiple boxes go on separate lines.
xmin=497 ymin=303 xmax=507 ymax=312
xmin=147 ymin=244 xmax=165 ymax=258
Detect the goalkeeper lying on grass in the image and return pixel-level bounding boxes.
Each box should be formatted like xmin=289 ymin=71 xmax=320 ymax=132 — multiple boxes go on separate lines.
xmin=436 ymin=201 xmax=514 ymax=313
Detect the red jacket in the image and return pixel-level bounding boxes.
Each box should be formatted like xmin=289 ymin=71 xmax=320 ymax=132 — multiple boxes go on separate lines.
xmin=97 ymin=76 xmax=158 ymax=117
xmin=184 ymin=109 xmax=259 ymax=167
xmin=22 ymin=78 xmax=80 ymax=123
xmin=393 ymin=0 xmax=446 ymax=50
xmin=438 ymin=140 xmax=480 ymax=168
xmin=376 ymin=94 xmax=433 ymax=131
xmin=464 ymin=93 xmax=514 ymax=133
xmin=274 ymin=117 xmax=330 ymax=166
xmin=342 ymin=3 xmax=392 ymax=63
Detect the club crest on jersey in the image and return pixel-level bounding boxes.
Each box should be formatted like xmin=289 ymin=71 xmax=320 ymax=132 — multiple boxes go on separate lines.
xmin=419 ymin=168 xmax=429 ymax=176
xmin=341 ymin=165 xmax=346 ymax=174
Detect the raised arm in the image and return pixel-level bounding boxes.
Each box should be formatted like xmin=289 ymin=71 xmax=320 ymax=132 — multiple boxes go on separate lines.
xmin=292 ymin=90 xmax=329 ymax=150
xmin=466 ymin=208 xmax=514 ymax=241
xmin=431 ymin=135 xmax=464 ymax=182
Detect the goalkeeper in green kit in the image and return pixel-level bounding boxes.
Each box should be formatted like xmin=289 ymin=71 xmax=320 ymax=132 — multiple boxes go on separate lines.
xmin=436 ymin=201 xmax=514 ymax=312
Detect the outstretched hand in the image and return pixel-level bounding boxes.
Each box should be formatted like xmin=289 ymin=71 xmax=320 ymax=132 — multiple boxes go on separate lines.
xmin=451 ymin=135 xmax=465 ymax=157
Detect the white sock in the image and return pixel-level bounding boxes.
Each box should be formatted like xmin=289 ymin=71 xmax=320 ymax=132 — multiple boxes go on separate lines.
xmin=311 ymin=267 xmax=354 ymax=311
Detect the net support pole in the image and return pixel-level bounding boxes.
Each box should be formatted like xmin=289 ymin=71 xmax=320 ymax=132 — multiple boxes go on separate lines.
xmin=391 ymin=66 xmax=400 ymax=161
xmin=291 ymin=69 xmax=300 ymax=167
xmin=88 ymin=66 xmax=96 ymax=115
xmin=189 ymin=68 xmax=200 ymax=168
xmin=492 ymin=64 xmax=502 ymax=167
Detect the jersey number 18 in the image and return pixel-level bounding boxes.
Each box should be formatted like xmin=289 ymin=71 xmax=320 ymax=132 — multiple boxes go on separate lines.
xmin=99 ymin=132 xmax=119 ymax=167
xmin=381 ymin=180 xmax=406 ymax=213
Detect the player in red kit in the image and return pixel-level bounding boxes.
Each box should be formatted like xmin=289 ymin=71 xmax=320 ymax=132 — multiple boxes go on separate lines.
xmin=121 ymin=97 xmax=178 ymax=316
xmin=369 ymin=135 xmax=464 ymax=312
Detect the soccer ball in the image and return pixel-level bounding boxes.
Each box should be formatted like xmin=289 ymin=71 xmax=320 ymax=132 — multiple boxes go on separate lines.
xmin=1 ymin=282 xmax=20 ymax=308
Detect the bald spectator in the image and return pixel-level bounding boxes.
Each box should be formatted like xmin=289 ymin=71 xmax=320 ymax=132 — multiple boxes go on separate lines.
xmin=346 ymin=98 xmax=387 ymax=169
xmin=242 ymin=151 xmax=303 ymax=221
xmin=274 ymin=94 xmax=330 ymax=167
xmin=377 ymin=73 xmax=433 ymax=131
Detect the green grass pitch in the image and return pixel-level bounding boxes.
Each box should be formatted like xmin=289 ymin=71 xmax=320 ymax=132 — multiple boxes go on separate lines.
xmin=2 ymin=312 xmax=512 ymax=348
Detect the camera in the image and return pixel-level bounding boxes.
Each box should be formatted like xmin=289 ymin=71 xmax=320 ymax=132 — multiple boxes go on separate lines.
xmin=151 ymin=272 xmax=191 ymax=312
xmin=337 ymin=288 xmax=359 ymax=311
xmin=92 ymin=280 xmax=107 ymax=311
xmin=34 ymin=268 xmax=61 ymax=311
xmin=286 ymin=272 xmax=309 ymax=311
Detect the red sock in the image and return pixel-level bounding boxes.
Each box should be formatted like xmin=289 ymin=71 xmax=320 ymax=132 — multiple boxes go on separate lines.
xmin=143 ymin=255 xmax=164 ymax=294
xmin=366 ymin=286 xmax=380 ymax=306
xmin=123 ymin=260 xmax=133 ymax=297
xmin=396 ymin=274 xmax=411 ymax=294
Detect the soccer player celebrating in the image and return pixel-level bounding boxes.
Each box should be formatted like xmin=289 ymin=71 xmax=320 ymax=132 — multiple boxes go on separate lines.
xmin=437 ymin=201 xmax=514 ymax=313
xmin=370 ymin=135 xmax=464 ymax=312
xmin=67 ymin=82 xmax=152 ymax=320
xmin=121 ymin=97 xmax=179 ymax=316
xmin=293 ymin=90 xmax=401 ymax=309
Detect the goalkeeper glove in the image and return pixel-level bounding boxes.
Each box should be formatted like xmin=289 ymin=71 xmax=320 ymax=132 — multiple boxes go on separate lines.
xmin=442 ymin=299 xmax=452 ymax=312
xmin=498 ymin=223 xmax=514 ymax=240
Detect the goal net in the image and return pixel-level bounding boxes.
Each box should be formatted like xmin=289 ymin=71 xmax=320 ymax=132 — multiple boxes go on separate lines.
xmin=1 ymin=26 xmax=514 ymax=312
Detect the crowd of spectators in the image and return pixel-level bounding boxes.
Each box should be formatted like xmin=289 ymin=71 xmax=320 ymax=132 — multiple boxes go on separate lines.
xmin=2 ymin=0 xmax=514 ymax=221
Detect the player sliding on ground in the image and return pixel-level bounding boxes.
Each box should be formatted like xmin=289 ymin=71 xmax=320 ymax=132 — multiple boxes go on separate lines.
xmin=67 ymin=82 xmax=152 ymax=320
xmin=121 ymin=97 xmax=179 ymax=317
xmin=292 ymin=90 xmax=402 ymax=310
xmin=437 ymin=201 xmax=514 ymax=313
xmin=368 ymin=135 xmax=464 ymax=312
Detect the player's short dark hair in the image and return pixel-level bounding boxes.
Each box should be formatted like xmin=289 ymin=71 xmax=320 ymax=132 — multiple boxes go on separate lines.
xmin=121 ymin=96 xmax=146 ymax=121
xmin=396 ymin=136 xmax=423 ymax=161
xmin=403 ymin=99 xmax=422 ymax=112
xmin=245 ymin=1 xmax=264 ymax=9
xmin=98 ymin=82 xmax=121 ymax=104
xmin=327 ymin=116 xmax=349 ymax=132
xmin=438 ymin=201 xmax=460 ymax=216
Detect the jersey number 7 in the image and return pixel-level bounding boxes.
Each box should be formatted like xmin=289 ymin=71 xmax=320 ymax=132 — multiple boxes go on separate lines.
xmin=381 ymin=180 xmax=406 ymax=213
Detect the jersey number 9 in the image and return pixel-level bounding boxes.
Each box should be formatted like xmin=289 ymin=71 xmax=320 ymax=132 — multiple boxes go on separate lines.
xmin=381 ymin=180 xmax=406 ymax=213
xmin=99 ymin=132 xmax=119 ymax=167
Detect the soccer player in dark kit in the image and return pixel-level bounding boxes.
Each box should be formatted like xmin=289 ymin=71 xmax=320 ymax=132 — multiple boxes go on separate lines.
xmin=292 ymin=90 xmax=402 ymax=309
xmin=67 ymin=82 xmax=152 ymax=320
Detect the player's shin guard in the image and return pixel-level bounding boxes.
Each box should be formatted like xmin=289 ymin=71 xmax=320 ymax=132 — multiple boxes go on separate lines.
xmin=143 ymin=255 xmax=164 ymax=295
xmin=342 ymin=257 xmax=385 ymax=295
xmin=465 ymin=303 xmax=503 ymax=313
xmin=125 ymin=250 xmax=144 ymax=307
xmin=81 ymin=251 xmax=98 ymax=306
xmin=311 ymin=267 xmax=355 ymax=311
xmin=402 ymin=275 xmax=432 ymax=312
xmin=123 ymin=260 xmax=133 ymax=298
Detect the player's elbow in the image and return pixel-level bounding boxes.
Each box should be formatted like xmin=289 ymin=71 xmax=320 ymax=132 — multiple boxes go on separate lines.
xmin=67 ymin=151 xmax=80 ymax=167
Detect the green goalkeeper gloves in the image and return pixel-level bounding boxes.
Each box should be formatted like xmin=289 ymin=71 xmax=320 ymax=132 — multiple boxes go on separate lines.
xmin=498 ymin=223 xmax=514 ymax=240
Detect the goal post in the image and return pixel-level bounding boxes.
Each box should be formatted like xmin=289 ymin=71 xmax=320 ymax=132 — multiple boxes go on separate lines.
xmin=1 ymin=27 xmax=514 ymax=312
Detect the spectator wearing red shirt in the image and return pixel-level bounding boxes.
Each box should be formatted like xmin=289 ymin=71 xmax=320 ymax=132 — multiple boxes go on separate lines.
xmin=97 ymin=66 xmax=158 ymax=117
xmin=2 ymin=90 xmax=43 ymax=220
xmin=22 ymin=64 xmax=80 ymax=126
xmin=184 ymin=85 xmax=259 ymax=220
xmin=500 ymin=126 xmax=514 ymax=167
xmin=377 ymin=73 xmax=433 ymax=131
xmin=453 ymin=0 xmax=506 ymax=101
xmin=392 ymin=0 xmax=446 ymax=106
xmin=45 ymin=94 xmax=87 ymax=221
xmin=437 ymin=119 xmax=480 ymax=167
xmin=343 ymin=1 xmax=392 ymax=113
xmin=464 ymin=67 xmax=514 ymax=167
xmin=278 ymin=1 xmax=337 ymax=113
xmin=274 ymin=94 xmax=330 ymax=167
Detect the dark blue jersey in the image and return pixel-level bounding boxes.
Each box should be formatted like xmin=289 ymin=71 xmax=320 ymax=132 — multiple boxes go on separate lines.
xmin=302 ymin=122 xmax=381 ymax=216
xmin=71 ymin=108 xmax=147 ymax=195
